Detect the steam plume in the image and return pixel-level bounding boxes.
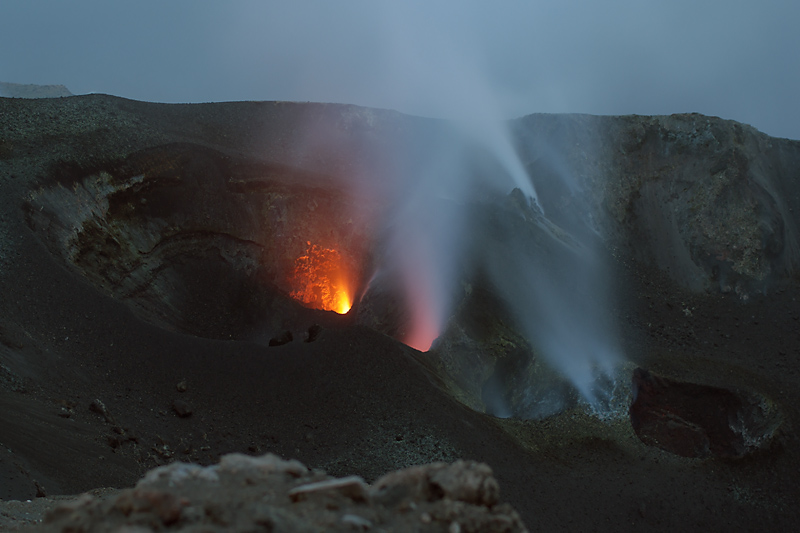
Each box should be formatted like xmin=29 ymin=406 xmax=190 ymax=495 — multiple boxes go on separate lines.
xmin=297 ymin=4 xmax=624 ymax=411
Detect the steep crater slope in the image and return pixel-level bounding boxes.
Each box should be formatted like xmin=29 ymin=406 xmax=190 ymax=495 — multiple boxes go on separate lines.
xmin=514 ymin=113 xmax=800 ymax=295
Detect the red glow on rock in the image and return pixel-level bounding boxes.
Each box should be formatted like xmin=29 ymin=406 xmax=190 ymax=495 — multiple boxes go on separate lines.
xmin=404 ymin=322 xmax=439 ymax=352
xmin=402 ymin=281 xmax=441 ymax=352
xmin=288 ymin=242 xmax=353 ymax=314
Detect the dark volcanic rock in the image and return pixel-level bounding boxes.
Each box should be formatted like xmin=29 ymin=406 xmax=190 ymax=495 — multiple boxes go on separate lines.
xmin=268 ymin=330 xmax=293 ymax=347
xmin=171 ymin=399 xmax=192 ymax=418
xmin=89 ymin=399 xmax=114 ymax=424
xmin=630 ymin=368 xmax=781 ymax=458
xmin=304 ymin=323 xmax=322 ymax=342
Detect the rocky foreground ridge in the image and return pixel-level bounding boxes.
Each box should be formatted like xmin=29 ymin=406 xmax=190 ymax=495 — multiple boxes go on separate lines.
xmin=9 ymin=454 xmax=525 ymax=532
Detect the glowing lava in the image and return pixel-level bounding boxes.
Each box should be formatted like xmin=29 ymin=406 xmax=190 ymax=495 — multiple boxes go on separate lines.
xmin=289 ymin=242 xmax=353 ymax=314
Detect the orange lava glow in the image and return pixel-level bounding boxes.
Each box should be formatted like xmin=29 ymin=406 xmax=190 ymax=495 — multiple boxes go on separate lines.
xmin=288 ymin=242 xmax=353 ymax=314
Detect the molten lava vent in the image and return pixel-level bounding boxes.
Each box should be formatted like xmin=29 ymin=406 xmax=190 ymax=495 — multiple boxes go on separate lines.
xmin=288 ymin=241 xmax=354 ymax=314
xmin=24 ymin=143 xmax=378 ymax=339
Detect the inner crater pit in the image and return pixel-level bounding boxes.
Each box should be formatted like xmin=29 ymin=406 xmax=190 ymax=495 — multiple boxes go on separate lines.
xmin=26 ymin=143 xmax=376 ymax=340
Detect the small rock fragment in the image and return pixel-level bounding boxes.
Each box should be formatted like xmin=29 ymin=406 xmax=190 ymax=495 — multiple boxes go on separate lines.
xmin=172 ymin=399 xmax=193 ymax=418
xmin=216 ymin=453 xmax=307 ymax=479
xmin=341 ymin=514 xmax=372 ymax=530
xmin=89 ymin=399 xmax=114 ymax=423
xmin=304 ymin=324 xmax=322 ymax=343
xmin=176 ymin=379 xmax=188 ymax=393
xmin=34 ymin=480 xmax=47 ymax=498
xmin=288 ymin=476 xmax=369 ymax=503
xmin=269 ymin=330 xmax=293 ymax=347
xmin=89 ymin=399 xmax=107 ymax=416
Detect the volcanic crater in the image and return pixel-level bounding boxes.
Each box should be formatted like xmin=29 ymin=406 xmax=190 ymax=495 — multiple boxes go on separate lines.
xmin=26 ymin=142 xmax=374 ymax=342
xmin=2 ymin=95 xmax=800 ymax=530
xmin=22 ymin=119 xmax=788 ymax=463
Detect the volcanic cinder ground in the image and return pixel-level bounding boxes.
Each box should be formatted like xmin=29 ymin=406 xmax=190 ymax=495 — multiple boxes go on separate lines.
xmin=1 ymin=94 xmax=800 ymax=531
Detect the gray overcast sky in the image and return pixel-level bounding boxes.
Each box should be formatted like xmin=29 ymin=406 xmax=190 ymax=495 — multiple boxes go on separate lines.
xmin=2 ymin=0 xmax=798 ymax=139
